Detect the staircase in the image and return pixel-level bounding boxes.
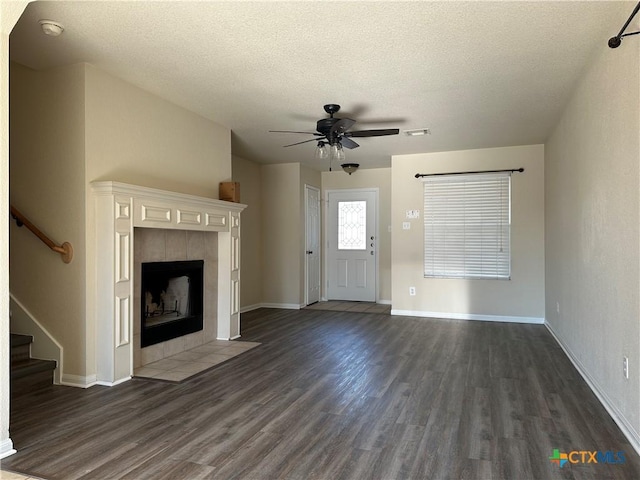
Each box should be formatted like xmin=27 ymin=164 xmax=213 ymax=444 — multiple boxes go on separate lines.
xmin=10 ymin=333 xmax=57 ymax=396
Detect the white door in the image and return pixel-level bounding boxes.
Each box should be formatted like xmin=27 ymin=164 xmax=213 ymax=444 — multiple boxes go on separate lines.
xmin=327 ymin=190 xmax=377 ymax=301
xmin=305 ymin=185 xmax=321 ymax=305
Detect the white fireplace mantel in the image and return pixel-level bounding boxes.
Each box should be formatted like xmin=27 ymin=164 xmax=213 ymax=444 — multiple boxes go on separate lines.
xmin=90 ymin=181 xmax=246 ymax=386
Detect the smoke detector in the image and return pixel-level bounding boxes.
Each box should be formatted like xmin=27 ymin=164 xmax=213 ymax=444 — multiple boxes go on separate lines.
xmin=39 ymin=20 xmax=64 ymax=37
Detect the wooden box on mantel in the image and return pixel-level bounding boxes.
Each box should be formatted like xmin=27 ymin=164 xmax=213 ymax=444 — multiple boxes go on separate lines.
xmin=219 ymin=182 xmax=240 ymax=203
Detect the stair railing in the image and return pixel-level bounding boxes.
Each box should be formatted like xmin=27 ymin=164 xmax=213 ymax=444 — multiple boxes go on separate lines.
xmin=10 ymin=205 xmax=73 ymax=264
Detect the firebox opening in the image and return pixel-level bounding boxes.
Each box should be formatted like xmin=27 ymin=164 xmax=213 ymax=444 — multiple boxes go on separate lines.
xmin=141 ymin=260 xmax=204 ymax=348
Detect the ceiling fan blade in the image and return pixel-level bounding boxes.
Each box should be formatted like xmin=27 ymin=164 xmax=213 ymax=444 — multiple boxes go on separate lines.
xmin=283 ymin=137 xmax=327 ymax=147
xmin=340 ymin=136 xmax=360 ymax=149
xmin=345 ymin=128 xmax=400 ymax=138
xmin=329 ymin=118 xmax=356 ymax=136
xmin=270 ymin=130 xmax=322 ymax=135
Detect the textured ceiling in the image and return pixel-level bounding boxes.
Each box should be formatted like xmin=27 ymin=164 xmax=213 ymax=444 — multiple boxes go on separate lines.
xmin=9 ymin=1 xmax=636 ymax=170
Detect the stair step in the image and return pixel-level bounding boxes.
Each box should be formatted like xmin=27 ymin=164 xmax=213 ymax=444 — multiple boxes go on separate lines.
xmin=11 ymin=358 xmax=56 ymax=397
xmin=11 ymin=357 xmax=57 ymax=380
xmin=10 ymin=333 xmax=56 ymax=395
xmin=10 ymin=333 xmax=33 ymax=347
xmin=10 ymin=333 xmax=33 ymax=364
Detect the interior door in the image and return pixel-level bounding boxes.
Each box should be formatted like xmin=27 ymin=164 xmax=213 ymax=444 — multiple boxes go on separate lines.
xmin=305 ymin=185 xmax=321 ymax=305
xmin=327 ymin=190 xmax=377 ymax=301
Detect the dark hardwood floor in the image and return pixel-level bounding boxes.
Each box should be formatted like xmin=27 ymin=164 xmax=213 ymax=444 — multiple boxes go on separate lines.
xmin=3 ymin=308 xmax=640 ymax=479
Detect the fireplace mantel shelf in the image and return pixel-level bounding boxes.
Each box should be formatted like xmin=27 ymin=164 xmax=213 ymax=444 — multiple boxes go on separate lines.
xmin=89 ymin=181 xmax=246 ymax=387
xmin=92 ymin=182 xmax=246 ymax=212
xmin=92 ymin=181 xmax=246 ymax=233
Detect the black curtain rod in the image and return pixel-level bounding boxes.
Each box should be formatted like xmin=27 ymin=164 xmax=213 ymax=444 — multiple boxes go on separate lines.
xmin=415 ymin=168 xmax=524 ymax=179
xmin=609 ymin=2 xmax=640 ymax=48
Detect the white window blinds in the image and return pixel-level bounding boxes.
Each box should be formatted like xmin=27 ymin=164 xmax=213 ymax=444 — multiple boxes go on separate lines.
xmin=423 ymin=172 xmax=511 ymax=279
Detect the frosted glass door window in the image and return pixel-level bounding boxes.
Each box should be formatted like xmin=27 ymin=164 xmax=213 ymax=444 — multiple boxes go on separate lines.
xmin=338 ymin=201 xmax=366 ymax=250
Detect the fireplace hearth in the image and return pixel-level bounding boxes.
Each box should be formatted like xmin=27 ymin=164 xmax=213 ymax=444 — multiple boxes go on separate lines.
xmin=141 ymin=260 xmax=204 ymax=347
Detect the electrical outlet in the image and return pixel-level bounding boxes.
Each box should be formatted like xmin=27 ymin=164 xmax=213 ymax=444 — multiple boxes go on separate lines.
xmin=623 ymin=357 xmax=629 ymax=379
xmin=409 ymin=286 xmax=416 ymax=296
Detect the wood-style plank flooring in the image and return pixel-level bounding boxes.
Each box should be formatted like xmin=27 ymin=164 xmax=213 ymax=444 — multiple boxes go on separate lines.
xmin=3 ymin=308 xmax=640 ymax=479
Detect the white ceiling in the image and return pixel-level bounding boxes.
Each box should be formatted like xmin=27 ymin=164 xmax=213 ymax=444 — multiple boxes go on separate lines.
xmin=9 ymin=1 xmax=636 ymax=170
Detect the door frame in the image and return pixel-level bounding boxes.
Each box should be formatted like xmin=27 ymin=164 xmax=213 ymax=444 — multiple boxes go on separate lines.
xmin=323 ymin=188 xmax=379 ymax=302
xmin=304 ymin=184 xmax=321 ymax=306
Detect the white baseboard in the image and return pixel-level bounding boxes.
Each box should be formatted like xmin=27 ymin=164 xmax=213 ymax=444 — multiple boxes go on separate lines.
xmin=259 ymin=303 xmax=303 ymax=310
xmin=244 ymin=302 xmax=391 ymax=311
xmin=95 ymin=376 xmax=131 ymax=387
xmin=217 ymin=335 xmax=242 ymax=341
xmin=0 ymin=438 xmax=16 ymax=460
xmin=239 ymin=303 xmax=303 ymax=311
xmin=545 ymin=322 xmax=640 ymax=456
xmin=240 ymin=303 xmax=262 ymax=313
xmin=390 ymin=309 xmax=544 ymax=324
xmin=61 ymin=373 xmax=98 ymax=388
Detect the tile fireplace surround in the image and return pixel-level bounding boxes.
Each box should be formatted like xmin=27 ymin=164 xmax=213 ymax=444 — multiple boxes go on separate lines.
xmin=90 ymin=181 xmax=246 ymax=386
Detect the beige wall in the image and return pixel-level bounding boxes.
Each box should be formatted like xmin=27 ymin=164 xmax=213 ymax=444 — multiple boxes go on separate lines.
xmin=84 ymin=64 xmax=231 ymax=199
xmin=9 ymin=63 xmax=88 ymax=376
xmin=545 ymin=39 xmax=640 ymax=436
xmin=391 ymin=145 xmax=545 ymax=320
xmin=261 ymin=163 xmax=302 ymax=307
xmin=321 ymin=168 xmax=392 ymax=302
xmin=232 ymin=155 xmax=262 ymax=309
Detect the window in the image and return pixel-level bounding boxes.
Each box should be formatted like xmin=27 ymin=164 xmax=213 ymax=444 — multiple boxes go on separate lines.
xmin=423 ymin=172 xmax=511 ymax=279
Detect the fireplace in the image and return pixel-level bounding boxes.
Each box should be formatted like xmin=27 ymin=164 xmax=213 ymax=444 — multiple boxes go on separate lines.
xmin=141 ymin=260 xmax=204 ymax=347
xmin=91 ymin=181 xmax=245 ymax=386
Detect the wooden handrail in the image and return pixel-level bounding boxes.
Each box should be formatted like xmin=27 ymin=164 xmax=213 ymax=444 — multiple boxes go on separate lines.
xmin=10 ymin=205 xmax=73 ymax=264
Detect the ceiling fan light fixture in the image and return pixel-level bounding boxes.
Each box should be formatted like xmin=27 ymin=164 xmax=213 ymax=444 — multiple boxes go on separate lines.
xmin=330 ymin=143 xmax=345 ymax=162
xmin=404 ymin=128 xmax=431 ymax=136
xmin=341 ymin=163 xmax=359 ymax=175
xmin=315 ymin=141 xmax=329 ymax=160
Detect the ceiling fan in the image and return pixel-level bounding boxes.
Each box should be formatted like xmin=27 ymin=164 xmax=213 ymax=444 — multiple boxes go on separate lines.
xmin=270 ymin=104 xmax=400 ymax=150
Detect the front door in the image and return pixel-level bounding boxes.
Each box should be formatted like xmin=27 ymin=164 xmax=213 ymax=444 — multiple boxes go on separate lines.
xmin=326 ymin=189 xmax=377 ymax=301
